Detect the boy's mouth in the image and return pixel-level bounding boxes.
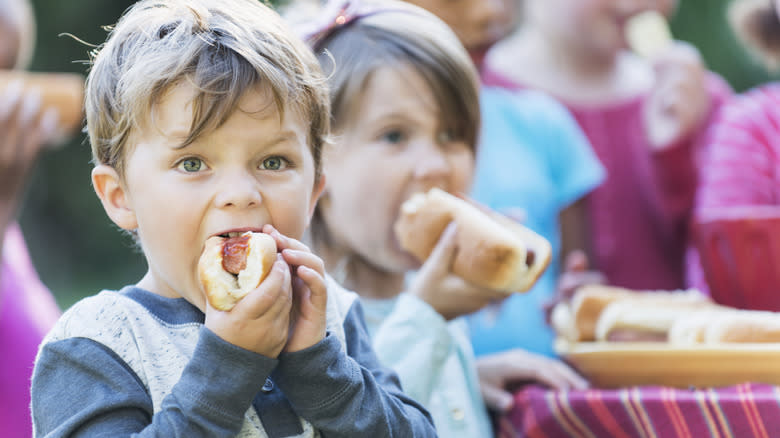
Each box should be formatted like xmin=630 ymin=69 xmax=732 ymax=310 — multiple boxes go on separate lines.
xmin=219 ymin=232 xmax=247 ymax=238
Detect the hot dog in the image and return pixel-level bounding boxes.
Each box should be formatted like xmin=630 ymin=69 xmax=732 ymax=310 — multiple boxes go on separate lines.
xmin=394 ymin=188 xmax=552 ymax=292
xmin=0 ymin=70 xmax=84 ymax=135
xmin=198 ymin=231 xmax=277 ymax=311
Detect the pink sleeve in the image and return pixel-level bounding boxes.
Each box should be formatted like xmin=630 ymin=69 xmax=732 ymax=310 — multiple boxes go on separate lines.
xmin=1 ymin=224 xmax=61 ymax=335
xmin=686 ymin=85 xmax=779 ymax=292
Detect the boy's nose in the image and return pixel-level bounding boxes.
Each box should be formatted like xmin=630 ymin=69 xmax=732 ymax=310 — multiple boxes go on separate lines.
xmin=214 ymin=171 xmax=262 ymax=209
xmin=472 ymin=0 xmax=507 ymax=27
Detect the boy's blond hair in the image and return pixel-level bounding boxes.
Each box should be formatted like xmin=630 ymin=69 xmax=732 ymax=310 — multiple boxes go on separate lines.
xmin=85 ymin=0 xmax=330 ymax=181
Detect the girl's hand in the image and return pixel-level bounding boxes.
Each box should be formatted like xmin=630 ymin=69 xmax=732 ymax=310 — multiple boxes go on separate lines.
xmin=0 ymin=81 xmax=59 ymax=234
xmin=643 ymin=41 xmax=710 ymax=150
xmin=263 ymin=224 xmax=328 ymax=352
xmin=476 ymin=349 xmax=589 ymax=413
xmin=407 ymin=222 xmax=508 ymax=320
xmin=205 ymin=254 xmax=293 ymax=358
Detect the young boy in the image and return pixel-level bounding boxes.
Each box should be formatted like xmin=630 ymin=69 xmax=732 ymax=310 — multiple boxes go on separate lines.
xmin=30 ymin=0 xmax=436 ymax=436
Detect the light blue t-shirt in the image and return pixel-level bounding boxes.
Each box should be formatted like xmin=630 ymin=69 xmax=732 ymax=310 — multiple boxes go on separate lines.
xmin=467 ymin=87 xmax=605 ymax=357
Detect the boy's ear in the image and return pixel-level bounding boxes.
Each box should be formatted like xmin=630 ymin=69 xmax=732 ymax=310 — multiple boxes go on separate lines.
xmin=91 ymin=165 xmax=138 ymax=231
xmin=308 ymin=173 xmax=327 ymax=221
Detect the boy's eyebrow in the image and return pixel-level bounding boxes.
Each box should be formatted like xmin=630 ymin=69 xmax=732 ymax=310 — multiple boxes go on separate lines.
xmin=172 ymin=130 xmax=302 ymax=149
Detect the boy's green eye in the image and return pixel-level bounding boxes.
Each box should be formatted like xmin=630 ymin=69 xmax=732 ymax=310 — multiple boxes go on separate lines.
xmin=262 ymin=156 xmax=287 ymax=170
xmin=179 ymin=158 xmax=203 ymax=172
xmin=383 ymin=130 xmax=404 ymax=144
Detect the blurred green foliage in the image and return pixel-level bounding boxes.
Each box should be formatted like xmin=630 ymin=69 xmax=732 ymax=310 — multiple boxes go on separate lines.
xmin=16 ymin=0 xmax=778 ymax=311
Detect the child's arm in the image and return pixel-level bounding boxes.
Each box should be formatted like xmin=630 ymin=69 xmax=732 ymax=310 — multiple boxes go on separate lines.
xmin=641 ymin=44 xmax=733 ymax=231
xmin=0 ymin=83 xmax=59 ymax=255
xmin=32 ymin=326 xmax=276 ymax=437
xmin=270 ymin=293 xmax=437 ymax=437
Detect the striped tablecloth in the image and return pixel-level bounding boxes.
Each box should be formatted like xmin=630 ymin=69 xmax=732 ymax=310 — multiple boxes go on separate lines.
xmin=504 ymin=383 xmax=780 ymax=438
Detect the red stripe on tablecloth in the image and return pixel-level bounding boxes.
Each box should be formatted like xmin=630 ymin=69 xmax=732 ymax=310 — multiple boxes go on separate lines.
xmin=557 ymin=391 xmax=598 ymax=438
xmin=632 ymin=387 xmax=658 ymax=438
xmin=544 ymin=390 xmax=591 ymax=438
xmin=521 ymin=389 xmax=552 ymax=438
xmin=585 ymin=389 xmax=633 ymax=438
xmin=738 ymin=383 xmax=770 ymax=438
xmin=708 ymin=387 xmax=737 ymax=437
xmin=619 ymin=388 xmax=650 ymax=438
xmin=694 ymin=390 xmax=723 ymax=438
xmin=662 ymin=387 xmax=692 ymax=438
xmin=736 ymin=384 xmax=763 ymax=438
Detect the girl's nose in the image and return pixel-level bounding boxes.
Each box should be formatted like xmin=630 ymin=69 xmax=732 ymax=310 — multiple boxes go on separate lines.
xmin=412 ymin=141 xmax=451 ymax=183
xmin=214 ymin=171 xmax=262 ymax=209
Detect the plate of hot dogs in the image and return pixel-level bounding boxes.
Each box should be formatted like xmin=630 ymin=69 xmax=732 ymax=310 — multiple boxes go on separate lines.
xmin=551 ymin=285 xmax=780 ymax=388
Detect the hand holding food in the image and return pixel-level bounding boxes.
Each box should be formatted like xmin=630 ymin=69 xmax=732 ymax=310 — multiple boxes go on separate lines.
xmin=199 ymin=231 xmax=277 ymax=311
xmin=0 ymin=70 xmax=84 ymax=138
xmin=406 ymin=222 xmax=509 ymax=320
xmin=395 ymin=188 xmax=551 ymax=293
xmin=262 ymin=224 xmax=328 ymax=353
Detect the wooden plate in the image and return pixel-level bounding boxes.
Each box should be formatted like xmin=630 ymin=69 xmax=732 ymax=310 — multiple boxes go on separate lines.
xmin=555 ymin=339 xmax=780 ymax=389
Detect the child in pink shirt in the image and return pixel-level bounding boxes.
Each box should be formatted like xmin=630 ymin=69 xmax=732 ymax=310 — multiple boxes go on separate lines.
xmin=687 ymin=0 xmax=780 ymax=293
xmin=484 ymin=0 xmax=732 ymax=291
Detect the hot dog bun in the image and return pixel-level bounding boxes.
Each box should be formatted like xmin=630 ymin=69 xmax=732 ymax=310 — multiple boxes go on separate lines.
xmin=198 ymin=231 xmax=277 ymax=311
xmin=566 ymin=285 xmax=635 ymax=342
xmin=559 ymin=285 xmax=713 ymax=342
xmin=0 ymin=70 xmax=84 ymax=135
xmin=394 ymin=188 xmax=551 ymax=292
xmin=595 ymin=295 xmax=720 ymax=342
xmin=668 ymin=309 xmax=780 ymax=344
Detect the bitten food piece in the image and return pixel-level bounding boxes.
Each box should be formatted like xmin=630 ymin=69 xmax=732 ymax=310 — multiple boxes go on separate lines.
xmin=394 ymin=188 xmax=552 ymax=292
xmin=0 ymin=70 xmax=85 ymax=135
xmin=625 ymin=10 xmax=673 ymax=58
xmin=198 ymin=231 xmax=277 ymax=311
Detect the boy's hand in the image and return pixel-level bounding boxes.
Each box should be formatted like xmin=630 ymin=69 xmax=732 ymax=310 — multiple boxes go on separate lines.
xmin=263 ymin=224 xmax=328 ymax=353
xmin=476 ymin=349 xmax=588 ymax=413
xmin=205 ymin=255 xmax=293 ymax=358
xmin=408 ymin=222 xmax=508 ymax=320
xmin=644 ymin=41 xmax=710 ymax=150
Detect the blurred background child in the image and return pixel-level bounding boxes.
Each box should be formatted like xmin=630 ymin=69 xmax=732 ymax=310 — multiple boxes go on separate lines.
xmin=298 ymin=2 xmax=587 ymax=435
xmin=687 ymin=0 xmax=780 ymax=293
xmin=484 ymin=0 xmax=733 ymax=294
xmin=400 ymin=0 xmax=606 ymax=361
xmin=0 ymin=0 xmax=65 ymax=435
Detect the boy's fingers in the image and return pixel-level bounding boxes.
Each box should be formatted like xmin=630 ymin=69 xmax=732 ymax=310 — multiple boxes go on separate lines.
xmin=297 ymin=265 xmax=328 ymax=310
xmin=237 ymin=258 xmax=291 ymax=318
xmin=282 ymin=249 xmax=325 ymax=276
xmin=263 ymin=224 xmax=310 ymax=252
